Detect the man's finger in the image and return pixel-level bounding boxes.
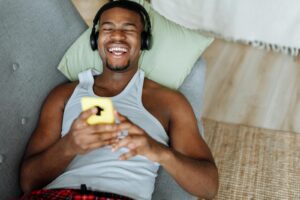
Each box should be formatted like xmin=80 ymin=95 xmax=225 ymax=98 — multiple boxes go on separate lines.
xmin=79 ymin=107 xmax=98 ymax=120
xmin=90 ymin=124 xmax=118 ymax=133
xmin=119 ymin=149 xmax=138 ymax=160
xmin=76 ymin=133 xmax=119 ymax=150
xmin=94 ymin=131 xmax=119 ymax=141
xmin=112 ymin=135 xmax=141 ymax=152
xmin=73 ymin=120 xmax=88 ymax=129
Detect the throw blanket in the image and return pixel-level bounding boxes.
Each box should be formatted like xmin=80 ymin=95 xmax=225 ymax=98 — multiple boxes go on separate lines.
xmin=151 ymin=0 xmax=300 ymax=56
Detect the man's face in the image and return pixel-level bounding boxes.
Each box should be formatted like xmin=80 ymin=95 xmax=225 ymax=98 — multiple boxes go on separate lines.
xmin=97 ymin=7 xmax=143 ymax=72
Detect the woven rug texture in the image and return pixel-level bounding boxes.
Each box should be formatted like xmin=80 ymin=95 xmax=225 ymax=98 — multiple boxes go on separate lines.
xmin=203 ymin=119 xmax=300 ymax=200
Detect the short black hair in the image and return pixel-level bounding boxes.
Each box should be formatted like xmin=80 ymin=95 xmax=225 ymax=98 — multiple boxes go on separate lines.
xmin=93 ymin=0 xmax=149 ymax=30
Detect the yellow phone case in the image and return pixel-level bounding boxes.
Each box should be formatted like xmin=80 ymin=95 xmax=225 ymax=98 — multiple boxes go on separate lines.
xmin=81 ymin=97 xmax=115 ymax=125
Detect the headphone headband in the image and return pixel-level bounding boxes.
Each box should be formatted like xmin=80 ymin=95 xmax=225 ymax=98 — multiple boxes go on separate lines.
xmin=90 ymin=0 xmax=152 ymax=51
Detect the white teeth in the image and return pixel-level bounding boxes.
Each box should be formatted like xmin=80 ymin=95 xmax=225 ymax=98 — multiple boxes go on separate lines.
xmin=108 ymin=47 xmax=128 ymax=53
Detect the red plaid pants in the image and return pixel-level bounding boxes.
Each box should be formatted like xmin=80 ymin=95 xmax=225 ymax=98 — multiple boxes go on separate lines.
xmin=18 ymin=185 xmax=133 ymax=200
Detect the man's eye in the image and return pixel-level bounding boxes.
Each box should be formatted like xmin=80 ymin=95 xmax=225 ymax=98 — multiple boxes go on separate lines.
xmin=102 ymin=28 xmax=113 ymax=31
xmin=124 ymin=29 xmax=136 ymax=33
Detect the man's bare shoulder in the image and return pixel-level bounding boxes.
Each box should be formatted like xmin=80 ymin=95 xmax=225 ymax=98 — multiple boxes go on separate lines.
xmin=143 ymin=78 xmax=196 ymax=133
xmin=145 ymin=78 xmax=186 ymax=96
xmin=143 ymin=78 xmax=189 ymax=110
xmin=52 ymin=81 xmax=78 ymax=94
xmin=46 ymin=81 xmax=79 ymax=106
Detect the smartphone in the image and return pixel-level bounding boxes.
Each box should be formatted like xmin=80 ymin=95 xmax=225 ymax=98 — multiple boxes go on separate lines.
xmin=81 ymin=97 xmax=115 ymax=125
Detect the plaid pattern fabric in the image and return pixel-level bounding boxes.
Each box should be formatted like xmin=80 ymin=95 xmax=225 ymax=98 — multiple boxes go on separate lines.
xmin=18 ymin=187 xmax=133 ymax=200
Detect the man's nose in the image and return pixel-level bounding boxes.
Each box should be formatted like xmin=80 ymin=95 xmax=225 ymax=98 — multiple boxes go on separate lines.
xmin=110 ymin=29 xmax=126 ymax=41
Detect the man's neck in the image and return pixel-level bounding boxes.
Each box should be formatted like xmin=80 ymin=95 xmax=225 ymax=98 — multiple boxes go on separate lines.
xmin=93 ymin=67 xmax=139 ymax=97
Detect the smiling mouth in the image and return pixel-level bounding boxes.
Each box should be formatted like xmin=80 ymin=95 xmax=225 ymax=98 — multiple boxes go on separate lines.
xmin=108 ymin=47 xmax=128 ymax=56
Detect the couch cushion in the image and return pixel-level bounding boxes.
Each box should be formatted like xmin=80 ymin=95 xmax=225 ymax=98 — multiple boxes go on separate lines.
xmin=0 ymin=0 xmax=87 ymax=198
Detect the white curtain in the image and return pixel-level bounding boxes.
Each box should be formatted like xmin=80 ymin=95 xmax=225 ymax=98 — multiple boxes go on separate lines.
xmin=151 ymin=0 xmax=300 ymax=56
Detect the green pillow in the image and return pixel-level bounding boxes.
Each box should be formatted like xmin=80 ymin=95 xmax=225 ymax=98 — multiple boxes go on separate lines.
xmin=58 ymin=0 xmax=213 ymax=89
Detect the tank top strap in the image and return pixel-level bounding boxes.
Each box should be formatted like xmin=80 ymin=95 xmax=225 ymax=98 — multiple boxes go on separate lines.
xmin=135 ymin=70 xmax=145 ymax=100
xmin=78 ymin=69 xmax=100 ymax=90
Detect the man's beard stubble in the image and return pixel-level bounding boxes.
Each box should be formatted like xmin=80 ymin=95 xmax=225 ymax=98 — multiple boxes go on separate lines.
xmin=106 ymin=59 xmax=131 ymax=72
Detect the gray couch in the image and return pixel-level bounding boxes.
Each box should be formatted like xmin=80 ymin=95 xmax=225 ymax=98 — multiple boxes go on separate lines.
xmin=0 ymin=1 xmax=205 ymax=199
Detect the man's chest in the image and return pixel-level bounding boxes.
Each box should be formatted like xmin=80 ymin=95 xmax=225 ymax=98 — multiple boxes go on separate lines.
xmin=141 ymin=93 xmax=170 ymax=133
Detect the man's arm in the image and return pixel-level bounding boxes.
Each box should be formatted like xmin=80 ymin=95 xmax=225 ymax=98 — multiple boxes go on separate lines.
xmin=112 ymin=91 xmax=218 ymax=199
xmin=160 ymin=92 xmax=218 ymax=199
xmin=20 ymin=84 xmax=73 ymax=192
xmin=20 ymin=84 xmax=119 ymax=193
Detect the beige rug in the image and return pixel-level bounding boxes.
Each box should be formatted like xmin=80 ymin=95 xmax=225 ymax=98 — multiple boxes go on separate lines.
xmin=203 ymin=119 xmax=300 ymax=200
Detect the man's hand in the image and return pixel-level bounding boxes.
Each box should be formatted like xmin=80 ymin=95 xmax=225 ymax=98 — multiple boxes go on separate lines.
xmin=112 ymin=112 xmax=168 ymax=162
xmin=65 ymin=107 xmax=119 ymax=155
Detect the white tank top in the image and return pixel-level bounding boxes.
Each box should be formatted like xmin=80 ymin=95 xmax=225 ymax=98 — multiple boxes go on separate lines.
xmin=45 ymin=69 xmax=169 ymax=200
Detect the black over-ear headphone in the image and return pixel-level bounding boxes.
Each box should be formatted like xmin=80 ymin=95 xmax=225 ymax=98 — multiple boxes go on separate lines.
xmin=90 ymin=0 xmax=152 ymax=51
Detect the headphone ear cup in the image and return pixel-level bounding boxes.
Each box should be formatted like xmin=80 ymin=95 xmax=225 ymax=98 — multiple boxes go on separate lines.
xmin=141 ymin=31 xmax=151 ymax=50
xmin=90 ymin=31 xmax=99 ymax=51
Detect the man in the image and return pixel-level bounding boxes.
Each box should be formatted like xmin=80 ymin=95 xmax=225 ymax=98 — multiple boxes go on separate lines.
xmin=19 ymin=1 xmax=218 ymax=199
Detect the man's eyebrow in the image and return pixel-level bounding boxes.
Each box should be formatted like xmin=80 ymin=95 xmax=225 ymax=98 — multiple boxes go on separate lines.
xmin=123 ymin=22 xmax=138 ymax=28
xmin=100 ymin=21 xmax=138 ymax=28
xmin=100 ymin=21 xmax=114 ymax=26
